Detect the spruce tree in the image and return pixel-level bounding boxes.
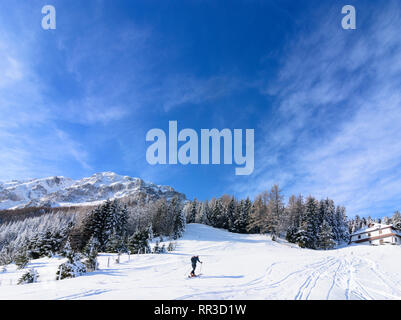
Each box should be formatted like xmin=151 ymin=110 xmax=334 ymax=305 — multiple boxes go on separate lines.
xmin=169 ymin=196 xmax=185 ymax=239
xmin=210 ymin=198 xmax=224 ymax=229
xmin=295 ymin=221 xmax=310 ymax=248
xmin=84 ymin=236 xmax=99 ymax=272
xmin=128 ymin=229 xmax=150 ymax=254
xmin=18 ymin=268 xmax=39 ymax=285
xmin=318 ymin=221 xmax=336 ymax=250
xmin=232 ymin=199 xmax=250 ymax=233
xmin=392 ymin=211 xmax=401 ymax=230
xmin=199 ymin=200 xmax=211 ymax=225
xmin=302 ymin=196 xmax=319 ymax=249
xmin=188 ymin=199 xmax=198 ymax=224
xmin=15 ymin=249 xmax=29 ymax=269
xmin=226 ymin=197 xmax=237 ymax=232
xmin=335 ymin=206 xmax=349 ymax=243
xmin=57 ymin=241 xmax=86 ymax=280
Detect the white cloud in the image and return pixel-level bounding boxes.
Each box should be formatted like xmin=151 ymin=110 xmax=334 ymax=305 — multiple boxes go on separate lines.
xmin=160 ymin=75 xmax=242 ymax=111
xmin=0 ymin=11 xmax=93 ymax=180
xmin=236 ymin=2 xmax=401 ymax=217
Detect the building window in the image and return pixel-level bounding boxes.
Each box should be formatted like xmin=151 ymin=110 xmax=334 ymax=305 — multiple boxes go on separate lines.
xmin=358 ymin=235 xmax=361 ymax=239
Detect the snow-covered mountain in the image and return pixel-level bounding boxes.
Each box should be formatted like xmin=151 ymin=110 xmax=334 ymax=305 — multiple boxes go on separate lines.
xmin=0 ymin=172 xmax=185 ymax=210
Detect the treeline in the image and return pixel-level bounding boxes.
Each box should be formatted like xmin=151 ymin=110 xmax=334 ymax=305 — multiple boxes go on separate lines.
xmin=4 ymin=183 xmax=401 ymax=279
xmin=0 ymin=206 xmax=56 ymax=224
xmin=0 ymin=211 xmax=76 ymax=265
xmin=183 ymin=185 xmax=349 ymax=249
xmin=0 ymin=197 xmax=186 ymax=280
xmin=70 ymin=197 xmax=185 ymax=253
xmin=348 ymin=211 xmax=401 ymax=233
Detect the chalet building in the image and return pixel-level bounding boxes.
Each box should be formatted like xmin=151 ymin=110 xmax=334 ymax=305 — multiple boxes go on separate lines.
xmin=350 ymin=223 xmax=401 ymax=245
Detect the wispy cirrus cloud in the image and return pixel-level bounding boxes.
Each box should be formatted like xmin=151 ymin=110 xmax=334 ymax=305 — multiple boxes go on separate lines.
xmin=160 ymin=75 xmax=243 ymax=111
xmin=0 ymin=4 xmax=93 ymax=181
xmin=234 ymin=1 xmax=401 ymax=217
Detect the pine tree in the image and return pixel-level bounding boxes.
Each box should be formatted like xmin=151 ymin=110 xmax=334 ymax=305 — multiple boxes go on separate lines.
xmin=232 ymin=199 xmax=250 ymax=233
xmin=295 ymin=221 xmax=311 ymax=248
xmin=57 ymin=241 xmax=86 ymax=280
xmin=26 ymin=234 xmax=42 ymax=259
xmin=153 ymin=241 xmax=160 ymax=254
xmin=325 ymin=199 xmax=337 ymax=240
xmin=152 ymin=198 xmax=168 ymax=237
xmin=160 ymin=243 xmax=167 ymax=253
xmin=318 ymin=220 xmax=336 ymax=250
xmin=84 ymin=236 xmax=99 ymax=272
xmin=335 ymin=206 xmax=349 ymax=243
xmin=226 ymin=197 xmax=237 ymax=232
xmin=169 ymin=196 xmax=185 ymax=239
xmin=242 ymin=198 xmax=252 ymax=232
xmin=18 ymin=268 xmax=39 ymax=285
xmin=302 ymin=196 xmax=319 ymax=249
xmin=61 ymin=240 xmax=73 ymax=258
xmin=210 ymin=198 xmax=225 ymax=229
xmin=148 ymin=224 xmax=154 ymax=241
xmin=82 ymin=200 xmax=128 ymax=251
xmin=15 ymin=249 xmax=29 ymax=269
xmin=128 ymin=229 xmax=150 ymax=254
xmin=286 ymin=225 xmax=298 ymax=243
xmin=392 ymin=211 xmax=401 ymax=230
xmin=188 ymin=199 xmax=198 ymax=224
xmin=167 ymin=242 xmax=176 ymax=252
xmin=285 ymin=195 xmax=304 ymax=243
xmin=198 ymin=201 xmax=211 ymax=225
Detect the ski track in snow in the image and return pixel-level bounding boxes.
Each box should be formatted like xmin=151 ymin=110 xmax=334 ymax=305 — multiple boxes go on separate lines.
xmin=0 ymin=224 xmax=400 ymax=300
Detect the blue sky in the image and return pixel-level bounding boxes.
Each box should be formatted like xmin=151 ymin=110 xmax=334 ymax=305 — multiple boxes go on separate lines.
xmin=1 ymin=0 xmax=401 ymax=218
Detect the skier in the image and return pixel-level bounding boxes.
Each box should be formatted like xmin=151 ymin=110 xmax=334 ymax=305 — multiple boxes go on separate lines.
xmin=190 ymin=255 xmax=202 ymax=277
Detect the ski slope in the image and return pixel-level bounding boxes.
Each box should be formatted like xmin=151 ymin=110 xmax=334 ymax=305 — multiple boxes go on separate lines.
xmin=0 ymin=224 xmax=400 ymax=300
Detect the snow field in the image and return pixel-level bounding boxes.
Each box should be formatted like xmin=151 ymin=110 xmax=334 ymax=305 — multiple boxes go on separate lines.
xmin=0 ymin=224 xmax=400 ymax=300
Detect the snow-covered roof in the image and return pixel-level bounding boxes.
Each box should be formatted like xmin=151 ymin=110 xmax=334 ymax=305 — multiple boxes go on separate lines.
xmin=351 ymin=223 xmax=394 ymax=236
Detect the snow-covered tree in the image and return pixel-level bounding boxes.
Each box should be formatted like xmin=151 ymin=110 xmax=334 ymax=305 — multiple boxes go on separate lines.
xmin=18 ymin=268 xmax=39 ymax=285
xmin=335 ymin=206 xmax=349 ymax=243
xmin=392 ymin=211 xmax=401 ymax=230
xmin=57 ymin=243 xmax=86 ymax=280
xmin=83 ymin=236 xmax=99 ymax=272
xmin=14 ymin=248 xmax=29 ymax=269
xmin=186 ymin=199 xmax=198 ymax=224
xmin=301 ymin=196 xmax=319 ymax=249
xmin=226 ymin=197 xmax=237 ymax=232
xmin=169 ymin=196 xmax=185 ymax=239
xmin=128 ymin=229 xmax=150 ymax=254
xmin=231 ymin=199 xmax=250 ymax=234
xmin=318 ymin=221 xmax=336 ymax=250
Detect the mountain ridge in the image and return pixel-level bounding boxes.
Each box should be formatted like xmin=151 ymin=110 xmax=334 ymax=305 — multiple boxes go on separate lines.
xmin=0 ymin=172 xmax=185 ymax=210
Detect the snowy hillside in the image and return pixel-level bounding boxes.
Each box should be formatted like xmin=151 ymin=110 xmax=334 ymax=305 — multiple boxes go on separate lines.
xmin=0 ymin=172 xmax=185 ymax=210
xmin=1 ymin=224 xmax=400 ymax=300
